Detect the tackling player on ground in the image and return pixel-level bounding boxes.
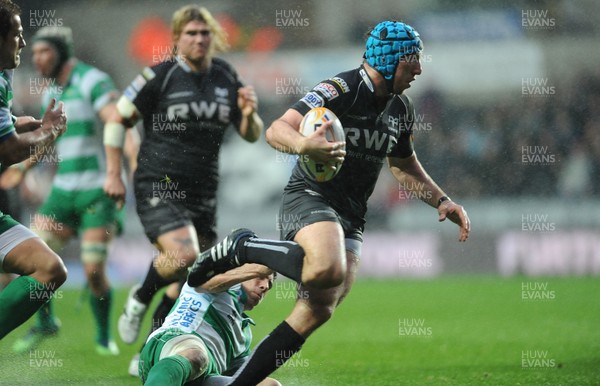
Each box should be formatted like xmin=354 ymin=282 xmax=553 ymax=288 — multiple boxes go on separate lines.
xmin=4 ymin=25 xmax=139 ymax=355
xmin=103 ymin=4 xmax=264 ymax=371
xmin=140 ymin=265 xmax=279 ymax=386
xmin=0 ymin=0 xmax=68 ymax=341
xmin=188 ymin=20 xmax=471 ymax=384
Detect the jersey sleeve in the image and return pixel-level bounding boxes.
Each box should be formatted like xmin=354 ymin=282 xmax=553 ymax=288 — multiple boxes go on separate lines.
xmin=87 ymin=71 xmax=118 ymax=113
xmin=0 ymin=79 xmax=15 ymax=143
xmin=387 ymin=95 xmax=415 ymax=159
xmin=291 ymin=73 xmax=354 ymax=118
xmin=0 ymin=107 xmax=16 ymax=143
xmin=122 ymin=65 xmax=163 ymax=118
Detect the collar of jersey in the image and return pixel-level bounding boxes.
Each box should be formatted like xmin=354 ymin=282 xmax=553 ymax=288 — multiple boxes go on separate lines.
xmin=359 ymin=64 xmax=375 ymax=93
xmin=175 ymin=56 xmax=192 ymax=73
xmin=0 ymin=69 xmax=12 ymax=83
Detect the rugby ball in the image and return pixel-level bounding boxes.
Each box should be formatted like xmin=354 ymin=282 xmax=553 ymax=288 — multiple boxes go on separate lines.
xmin=298 ymin=107 xmax=345 ymax=182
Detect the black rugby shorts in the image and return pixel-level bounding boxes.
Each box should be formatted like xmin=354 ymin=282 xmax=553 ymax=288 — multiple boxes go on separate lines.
xmin=136 ymin=196 xmax=216 ymax=244
xmin=278 ymin=187 xmax=363 ymax=245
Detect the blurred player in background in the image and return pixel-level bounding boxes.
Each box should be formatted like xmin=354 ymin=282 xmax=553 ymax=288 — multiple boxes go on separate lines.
xmin=5 ymin=25 xmax=139 ymax=355
xmin=103 ymin=4 xmax=264 ymax=371
xmin=139 ymin=265 xmax=279 ymax=386
xmin=188 ymin=20 xmax=471 ymax=384
xmin=0 ymin=0 xmax=68 ymax=341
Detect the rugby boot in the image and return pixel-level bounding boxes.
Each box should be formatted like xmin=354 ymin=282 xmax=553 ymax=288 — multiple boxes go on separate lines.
xmin=187 ymin=228 xmax=256 ymax=287
xmin=117 ymin=284 xmax=147 ymax=344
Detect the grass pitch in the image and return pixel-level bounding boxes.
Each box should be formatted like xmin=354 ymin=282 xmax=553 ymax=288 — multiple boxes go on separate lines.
xmin=0 ymin=276 xmax=598 ymax=385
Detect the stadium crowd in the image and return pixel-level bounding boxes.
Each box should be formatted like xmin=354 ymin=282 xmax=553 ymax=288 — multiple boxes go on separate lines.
xmin=398 ymin=71 xmax=600 ymax=200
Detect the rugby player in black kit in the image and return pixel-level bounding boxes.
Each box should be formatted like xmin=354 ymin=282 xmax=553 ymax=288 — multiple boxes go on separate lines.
xmin=188 ymin=20 xmax=471 ymax=385
xmin=102 ymin=4 xmax=264 ymax=373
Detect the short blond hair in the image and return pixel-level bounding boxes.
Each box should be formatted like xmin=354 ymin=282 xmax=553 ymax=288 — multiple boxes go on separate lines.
xmin=171 ymin=5 xmax=229 ymax=55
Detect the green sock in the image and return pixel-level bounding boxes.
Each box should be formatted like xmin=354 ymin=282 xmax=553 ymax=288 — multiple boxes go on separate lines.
xmin=35 ymin=300 xmax=57 ymax=330
xmin=90 ymin=289 xmax=112 ymax=345
xmin=144 ymin=355 xmax=193 ymax=386
xmin=0 ymin=276 xmax=51 ymax=340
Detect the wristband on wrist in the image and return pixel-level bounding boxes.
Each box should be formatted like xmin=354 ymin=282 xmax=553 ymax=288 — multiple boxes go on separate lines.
xmin=437 ymin=195 xmax=450 ymax=208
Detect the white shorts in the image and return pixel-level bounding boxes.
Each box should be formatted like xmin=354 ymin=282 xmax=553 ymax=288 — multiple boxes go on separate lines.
xmin=159 ymin=333 xmax=207 ymax=360
xmin=0 ymin=224 xmax=38 ymax=273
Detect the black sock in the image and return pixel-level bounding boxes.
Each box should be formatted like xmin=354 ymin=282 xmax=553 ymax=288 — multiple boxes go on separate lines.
xmin=135 ymin=261 xmax=175 ymax=305
xmin=239 ymin=238 xmax=304 ymax=282
xmin=229 ymin=321 xmax=305 ymax=386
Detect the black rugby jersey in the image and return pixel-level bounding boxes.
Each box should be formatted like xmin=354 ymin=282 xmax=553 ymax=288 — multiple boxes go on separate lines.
xmin=289 ymin=65 xmax=415 ymax=227
xmin=123 ymin=57 xmax=243 ymax=207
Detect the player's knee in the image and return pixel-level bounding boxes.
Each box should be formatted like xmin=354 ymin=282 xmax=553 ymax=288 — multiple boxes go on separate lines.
xmin=180 ymin=348 xmax=208 ymax=378
xmin=303 ymin=263 xmax=345 ymax=289
xmin=81 ymin=242 xmax=108 ymax=264
xmin=42 ymin=255 xmax=67 ymax=287
xmin=308 ymin=302 xmax=336 ymax=328
xmin=154 ymin=249 xmax=196 ymax=279
xmin=30 ymin=230 xmax=68 ymax=285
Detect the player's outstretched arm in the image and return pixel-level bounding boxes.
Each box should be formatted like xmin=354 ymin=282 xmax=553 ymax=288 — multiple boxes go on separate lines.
xmin=14 ymin=116 xmax=42 ymax=133
xmin=0 ymin=98 xmax=66 ymax=166
xmin=195 ymin=264 xmax=273 ymax=293
xmin=388 ymin=153 xmax=471 ymax=242
xmin=237 ymin=86 xmax=263 ymax=143
xmin=0 ymin=113 xmax=61 ymax=188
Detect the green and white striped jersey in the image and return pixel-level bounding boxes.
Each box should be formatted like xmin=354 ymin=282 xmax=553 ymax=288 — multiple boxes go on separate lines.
xmin=41 ymin=61 xmax=117 ymax=191
xmin=150 ymin=282 xmax=255 ymax=375
xmin=0 ymin=70 xmax=17 ymax=154
xmin=1 ymin=70 xmax=18 ymax=224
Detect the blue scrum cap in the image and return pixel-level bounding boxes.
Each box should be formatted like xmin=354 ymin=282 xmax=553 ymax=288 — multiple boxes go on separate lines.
xmin=364 ymin=21 xmax=423 ymax=80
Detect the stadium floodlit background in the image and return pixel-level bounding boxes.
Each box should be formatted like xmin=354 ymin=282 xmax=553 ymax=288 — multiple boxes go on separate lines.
xmin=10 ymin=0 xmax=600 ymax=281
xmin=2 ymin=0 xmax=600 ymax=385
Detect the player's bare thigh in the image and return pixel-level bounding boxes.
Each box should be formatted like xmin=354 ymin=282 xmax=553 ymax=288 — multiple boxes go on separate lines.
xmin=32 ymin=214 xmax=74 ymax=241
xmin=154 ymin=224 xmax=201 ymax=279
xmin=3 ymin=237 xmax=67 ymax=285
xmin=294 ymin=221 xmax=346 ymax=288
xmin=286 ymin=249 xmax=360 ymax=338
